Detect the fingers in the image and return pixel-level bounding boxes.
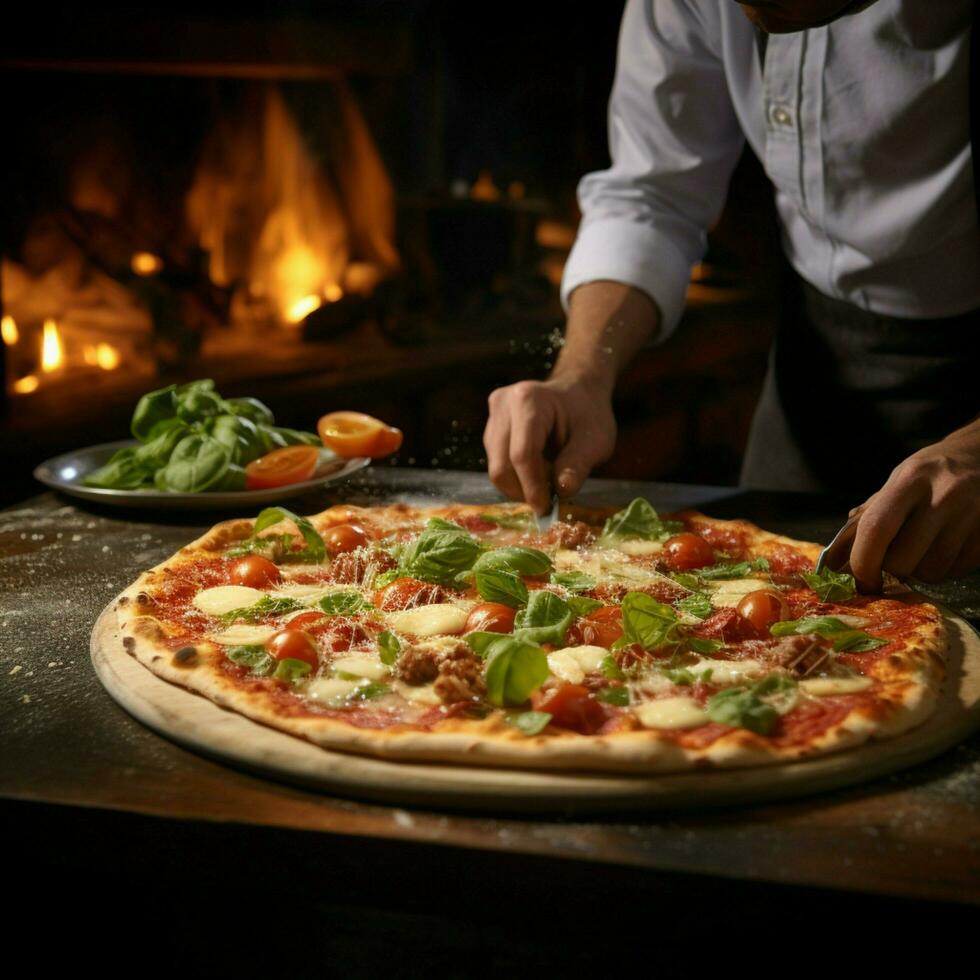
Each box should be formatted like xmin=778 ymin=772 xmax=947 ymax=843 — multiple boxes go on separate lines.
xmin=484 ymin=383 xmax=555 ymax=513
xmin=554 ymin=431 xmax=613 ymax=499
xmin=850 ymin=488 xmax=920 ymax=592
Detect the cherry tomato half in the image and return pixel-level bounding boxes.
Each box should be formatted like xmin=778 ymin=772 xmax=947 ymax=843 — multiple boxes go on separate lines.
xmin=245 ymin=445 xmax=319 ymax=490
xmin=464 ymin=602 xmax=517 ymax=635
xmin=229 ymin=555 xmax=282 ymax=589
xmin=565 ymin=605 xmax=623 ymax=649
xmin=317 ymin=411 xmax=403 ymax=459
xmin=324 ymin=523 xmax=371 ymax=555
xmin=736 ymin=590 xmax=789 ymax=631
xmin=663 ymin=533 xmax=716 ymax=571
xmin=531 ymin=683 xmax=607 ymax=734
xmin=265 ymin=629 xmax=320 ymax=670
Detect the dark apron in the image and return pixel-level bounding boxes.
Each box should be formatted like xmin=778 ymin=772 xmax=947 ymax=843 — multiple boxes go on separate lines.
xmin=739 ymin=275 xmax=980 ymax=496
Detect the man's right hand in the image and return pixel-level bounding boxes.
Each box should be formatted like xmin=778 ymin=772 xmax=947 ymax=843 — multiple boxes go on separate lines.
xmin=482 ymin=280 xmax=661 ymax=514
xmin=483 ymin=374 xmax=617 ymax=515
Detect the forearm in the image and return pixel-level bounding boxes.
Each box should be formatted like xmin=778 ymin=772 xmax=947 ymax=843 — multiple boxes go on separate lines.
xmin=551 ymin=281 xmax=662 ymax=393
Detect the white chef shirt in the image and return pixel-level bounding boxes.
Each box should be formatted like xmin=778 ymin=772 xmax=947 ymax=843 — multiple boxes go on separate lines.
xmin=561 ymin=0 xmax=979 ymax=337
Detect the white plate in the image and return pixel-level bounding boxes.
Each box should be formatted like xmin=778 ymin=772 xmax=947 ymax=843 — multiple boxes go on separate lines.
xmin=34 ymin=440 xmax=371 ymax=510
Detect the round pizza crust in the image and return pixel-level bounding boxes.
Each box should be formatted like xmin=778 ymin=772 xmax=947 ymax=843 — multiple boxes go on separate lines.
xmin=92 ymin=598 xmax=980 ymax=813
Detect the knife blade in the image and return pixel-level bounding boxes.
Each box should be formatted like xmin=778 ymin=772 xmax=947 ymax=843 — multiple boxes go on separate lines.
xmin=536 ymin=490 xmax=561 ymax=531
xmin=814 ymin=510 xmax=863 ymax=575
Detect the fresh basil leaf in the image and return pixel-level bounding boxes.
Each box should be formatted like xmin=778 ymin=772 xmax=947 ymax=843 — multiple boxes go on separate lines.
xmin=377 ymin=630 xmax=401 ymax=666
xmin=268 ymin=425 xmax=322 ymax=447
xmin=474 ymin=546 xmax=553 ymax=577
xmin=254 ymin=506 xmax=326 ymax=563
xmin=131 ymin=383 xmax=178 ymax=441
xmin=475 ymin=569 xmax=528 ymax=608
xmin=802 ymin=568 xmax=857 ymax=602
xmin=176 ymin=380 xmax=223 ymax=423
xmin=318 ymin=591 xmax=367 ymax=615
xmin=209 ymin=414 xmax=267 ymax=466
xmin=770 ymin=616 xmax=853 ymax=638
xmin=221 ymin=595 xmax=302 ymax=624
xmin=479 ymin=511 xmax=537 ymax=530
xmin=373 ymin=568 xmax=402 ymax=590
xmin=224 ymin=645 xmax=274 ymax=676
xmin=512 ymin=591 xmax=572 ymax=646
xmin=272 ymin=658 xmax=312 ymax=682
xmin=505 ymin=710 xmax=552 ymax=735
xmin=598 ymin=498 xmax=683 ymax=544
xmin=694 ymin=558 xmax=770 ymax=580
xmin=753 ymin=673 xmax=798 ymax=697
xmin=831 ymin=631 xmax=888 ymax=653
xmin=550 ymin=570 xmax=597 ymax=593
xmin=484 ymin=639 xmax=550 ymax=707
xmin=222 ymin=395 xmax=276 ymax=427
xmin=676 ymin=592 xmax=713 ymax=620
xmin=596 ymin=687 xmax=629 ymax=706
xmin=601 ymin=655 xmax=626 ymax=680
xmin=567 ymin=596 xmax=604 ymax=618
xmin=82 ymin=448 xmax=154 ymax=490
xmin=465 ymin=631 xmax=510 ymax=658
xmin=706 ymin=686 xmax=779 ymax=735
xmin=401 ymin=520 xmax=482 ymax=585
xmin=619 ymin=592 xmax=680 ymax=652
xmin=133 ymin=420 xmax=190 ymax=469
xmin=686 ymin=637 xmax=723 ymax=655
xmin=212 ymin=464 xmax=247 ymax=492
xmin=670 ymin=572 xmax=702 ymax=591
xmin=226 ymin=532 xmax=292 ymax=560
xmin=157 ymin=434 xmax=231 ymax=493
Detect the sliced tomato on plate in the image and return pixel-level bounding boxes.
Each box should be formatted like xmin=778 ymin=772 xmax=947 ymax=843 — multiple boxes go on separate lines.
xmin=244 ymin=445 xmax=319 ymax=490
xmin=317 ymin=411 xmax=403 ymax=459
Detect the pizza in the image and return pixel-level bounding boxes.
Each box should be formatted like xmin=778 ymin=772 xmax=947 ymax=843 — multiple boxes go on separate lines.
xmin=104 ymin=498 xmax=947 ymax=773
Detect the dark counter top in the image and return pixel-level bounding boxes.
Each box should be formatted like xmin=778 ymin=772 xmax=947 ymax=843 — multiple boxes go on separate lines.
xmin=3 ymin=468 xmax=980 ymax=959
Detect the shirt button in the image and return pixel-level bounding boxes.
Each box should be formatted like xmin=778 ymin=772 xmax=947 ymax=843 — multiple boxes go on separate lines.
xmin=768 ymin=104 xmax=794 ymax=128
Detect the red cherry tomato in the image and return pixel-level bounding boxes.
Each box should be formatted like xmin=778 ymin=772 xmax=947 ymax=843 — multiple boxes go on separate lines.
xmin=464 ymin=602 xmax=517 ymax=634
xmin=287 ymin=611 xmax=330 ymax=631
xmin=324 ymin=523 xmax=371 ymax=555
xmin=317 ymin=411 xmax=403 ymax=459
xmin=736 ymin=590 xmax=789 ymax=631
xmin=229 ymin=555 xmax=282 ymax=589
xmin=663 ymin=533 xmax=716 ymax=571
xmin=531 ymin=683 xmax=607 ymax=734
xmin=565 ymin=605 xmax=624 ymax=649
xmin=373 ymin=577 xmax=448 ymax=611
xmin=265 ymin=629 xmax=320 ymax=670
xmin=245 ymin=445 xmax=319 ymax=490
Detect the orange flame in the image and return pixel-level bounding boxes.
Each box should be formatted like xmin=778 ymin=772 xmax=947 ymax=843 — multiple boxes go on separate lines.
xmin=41 ymin=319 xmax=64 ymax=372
xmin=96 ymin=343 xmax=120 ymax=370
xmin=1 ymin=315 xmax=18 ymax=346
xmin=286 ymin=295 xmax=322 ymax=324
xmin=13 ymin=374 xmax=39 ymax=394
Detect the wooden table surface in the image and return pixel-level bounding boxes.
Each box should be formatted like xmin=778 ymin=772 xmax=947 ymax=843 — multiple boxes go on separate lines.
xmin=3 ymin=469 xmax=980 ymax=921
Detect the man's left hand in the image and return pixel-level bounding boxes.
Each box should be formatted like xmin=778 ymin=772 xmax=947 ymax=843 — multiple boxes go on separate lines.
xmin=849 ymin=418 xmax=980 ymax=591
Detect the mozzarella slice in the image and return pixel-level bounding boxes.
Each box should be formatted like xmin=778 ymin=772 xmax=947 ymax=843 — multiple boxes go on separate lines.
xmin=634 ymin=697 xmax=709 ymax=730
xmin=707 ymin=578 xmax=770 ymax=608
xmin=393 ymin=680 xmax=442 ymax=705
xmin=305 ymin=677 xmax=366 ymax=704
xmin=800 ymin=676 xmax=873 ymax=696
xmin=332 ymin=656 xmax=388 ymax=681
xmin=386 ymin=604 xmax=469 ymax=637
xmin=688 ymin=658 xmax=766 ymax=684
xmin=209 ymin=624 xmax=278 ymax=646
xmin=547 ymin=651 xmax=585 ymax=685
xmin=193 ymin=585 xmax=267 ymax=617
xmin=269 ymin=582 xmax=337 ymax=602
xmin=613 ymin=539 xmax=665 ymax=557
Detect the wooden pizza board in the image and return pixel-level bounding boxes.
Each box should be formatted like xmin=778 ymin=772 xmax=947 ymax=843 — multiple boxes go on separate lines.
xmin=91 ymin=600 xmax=980 ymax=814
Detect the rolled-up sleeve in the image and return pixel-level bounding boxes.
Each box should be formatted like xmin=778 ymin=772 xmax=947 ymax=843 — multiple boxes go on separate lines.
xmin=561 ymin=0 xmax=745 ymax=338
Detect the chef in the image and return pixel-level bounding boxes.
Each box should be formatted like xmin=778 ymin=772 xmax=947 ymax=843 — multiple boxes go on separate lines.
xmin=484 ymin=0 xmax=980 ymax=590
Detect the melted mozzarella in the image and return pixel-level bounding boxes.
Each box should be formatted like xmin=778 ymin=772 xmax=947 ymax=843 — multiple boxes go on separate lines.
xmin=800 ymin=675 xmax=873 ymax=696
xmin=634 ymin=697 xmax=709 ymax=730
xmin=305 ymin=677 xmax=365 ymax=704
xmin=332 ymin=655 xmax=388 ymax=681
xmin=707 ymin=578 xmax=771 ymax=608
xmin=393 ymin=680 xmax=442 ymax=705
xmin=386 ymin=604 xmax=469 ymax=637
xmin=613 ymin=539 xmax=665 ymax=557
xmin=688 ymin=658 xmax=766 ymax=684
xmin=193 ymin=585 xmax=267 ymax=616
xmin=209 ymin=624 xmax=278 ymax=646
